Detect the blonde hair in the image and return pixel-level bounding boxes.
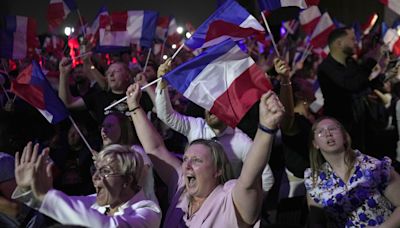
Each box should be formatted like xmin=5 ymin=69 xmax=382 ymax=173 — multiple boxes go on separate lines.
xmin=308 ymin=116 xmax=356 ymax=186
xmin=188 ymin=139 xmax=233 ymax=184
xmin=97 ymin=144 xmax=144 ymax=191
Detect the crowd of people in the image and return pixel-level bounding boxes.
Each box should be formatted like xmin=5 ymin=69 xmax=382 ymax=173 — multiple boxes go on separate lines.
xmin=1 ymin=16 xmax=400 ymax=228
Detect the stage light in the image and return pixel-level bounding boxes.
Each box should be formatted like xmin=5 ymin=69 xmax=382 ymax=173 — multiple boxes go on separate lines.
xmin=176 ymin=26 xmax=184 ymax=34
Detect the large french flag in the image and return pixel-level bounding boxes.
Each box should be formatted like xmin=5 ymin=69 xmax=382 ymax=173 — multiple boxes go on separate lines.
xmin=184 ymin=0 xmax=265 ymax=50
xmin=98 ymin=10 xmax=157 ymax=52
xmin=47 ymin=0 xmax=77 ymax=32
xmin=163 ymin=39 xmax=272 ymax=127
xmin=383 ymin=28 xmax=400 ymax=56
xmin=0 ymin=16 xmax=38 ymax=60
xmin=310 ymin=12 xmax=335 ymax=48
xmin=258 ymin=0 xmax=307 ymax=12
xmin=10 ymin=61 xmax=69 ymax=124
xmin=299 ymin=5 xmax=321 ymax=35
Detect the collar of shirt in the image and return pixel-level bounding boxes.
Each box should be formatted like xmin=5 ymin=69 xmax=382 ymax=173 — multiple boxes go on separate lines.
xmin=205 ymin=124 xmax=235 ymax=138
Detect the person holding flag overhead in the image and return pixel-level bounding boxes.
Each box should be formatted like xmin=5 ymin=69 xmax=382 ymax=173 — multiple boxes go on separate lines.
xmin=127 ymin=80 xmax=284 ymax=227
xmin=58 ymin=57 xmax=133 ymax=123
xmin=154 ymin=58 xmax=275 ymax=193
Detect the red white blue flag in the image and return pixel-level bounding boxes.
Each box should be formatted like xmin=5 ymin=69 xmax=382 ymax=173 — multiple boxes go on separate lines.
xmin=47 ymin=0 xmax=77 ymax=32
xmin=86 ymin=6 xmax=108 ymax=45
xmin=164 ymin=39 xmax=272 ymax=127
xmin=11 ymin=61 xmax=69 ymax=124
xmin=184 ymin=0 xmax=265 ymax=50
xmin=0 ymin=16 xmax=38 ymax=60
xmin=310 ymin=12 xmax=335 ymax=48
xmin=299 ymin=5 xmax=321 ymax=35
xmin=98 ymin=10 xmax=158 ymax=52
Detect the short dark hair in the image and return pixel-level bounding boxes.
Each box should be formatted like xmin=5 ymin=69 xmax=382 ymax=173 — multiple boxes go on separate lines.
xmin=327 ymin=26 xmax=352 ymax=47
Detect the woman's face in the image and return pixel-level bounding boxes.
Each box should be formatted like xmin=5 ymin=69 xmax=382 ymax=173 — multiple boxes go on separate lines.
xmin=92 ymin=156 xmax=126 ymax=207
xmin=101 ymin=115 xmax=121 ymax=146
xmin=182 ymin=144 xmax=220 ymax=198
xmin=312 ymin=119 xmax=345 ymax=154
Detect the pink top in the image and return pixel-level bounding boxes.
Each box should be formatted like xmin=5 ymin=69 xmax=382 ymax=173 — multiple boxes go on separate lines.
xmin=163 ymin=178 xmax=259 ymax=228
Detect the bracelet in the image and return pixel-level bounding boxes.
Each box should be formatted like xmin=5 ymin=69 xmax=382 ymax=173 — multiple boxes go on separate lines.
xmin=280 ymin=81 xmax=292 ymax=86
xmin=129 ymin=106 xmax=141 ymax=112
xmin=258 ymin=123 xmax=278 ymax=134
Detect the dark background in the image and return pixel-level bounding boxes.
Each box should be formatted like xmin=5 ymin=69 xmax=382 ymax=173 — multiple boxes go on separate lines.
xmin=0 ymin=0 xmax=396 ymax=35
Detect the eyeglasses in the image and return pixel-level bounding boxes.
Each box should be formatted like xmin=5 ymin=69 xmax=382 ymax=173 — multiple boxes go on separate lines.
xmin=91 ymin=165 xmax=124 ymax=179
xmin=314 ymin=125 xmax=340 ymax=137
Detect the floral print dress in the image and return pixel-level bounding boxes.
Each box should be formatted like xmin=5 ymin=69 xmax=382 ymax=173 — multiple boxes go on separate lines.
xmin=304 ymin=150 xmax=394 ymax=227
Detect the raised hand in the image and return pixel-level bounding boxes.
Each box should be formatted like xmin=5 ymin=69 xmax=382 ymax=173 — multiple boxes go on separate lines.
xmin=31 ymin=149 xmax=53 ymax=202
xmin=15 ymin=142 xmax=40 ymax=190
xmin=135 ymin=72 xmax=148 ymax=87
xmin=126 ymin=83 xmax=142 ymax=110
xmin=157 ymin=59 xmax=172 ymax=90
xmin=273 ymin=58 xmax=290 ymax=78
xmin=59 ymin=57 xmax=73 ymax=76
xmin=259 ymin=91 xmax=285 ymax=130
xmin=157 ymin=58 xmax=172 ymax=78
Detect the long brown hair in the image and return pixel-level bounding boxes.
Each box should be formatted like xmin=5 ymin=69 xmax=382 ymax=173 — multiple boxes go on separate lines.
xmin=102 ymin=112 xmax=139 ymax=147
xmin=308 ymin=116 xmax=356 ymax=186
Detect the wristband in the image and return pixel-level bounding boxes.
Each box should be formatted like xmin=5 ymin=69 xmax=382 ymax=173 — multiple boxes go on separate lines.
xmin=129 ymin=106 xmax=141 ymax=112
xmin=280 ymin=81 xmax=292 ymax=86
xmin=258 ymin=123 xmax=278 ymax=134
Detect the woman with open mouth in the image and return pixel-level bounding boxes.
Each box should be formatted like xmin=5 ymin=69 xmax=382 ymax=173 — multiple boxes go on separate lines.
xmin=305 ymin=116 xmax=400 ymax=227
xmin=11 ymin=142 xmax=161 ymax=228
xmin=127 ymin=82 xmax=284 ymax=227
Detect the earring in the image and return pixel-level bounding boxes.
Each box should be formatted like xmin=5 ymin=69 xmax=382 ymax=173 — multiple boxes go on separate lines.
xmin=123 ymin=183 xmax=128 ymax=188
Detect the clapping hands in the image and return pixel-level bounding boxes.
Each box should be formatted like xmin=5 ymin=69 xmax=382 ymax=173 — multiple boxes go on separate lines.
xmin=15 ymin=142 xmax=53 ymax=202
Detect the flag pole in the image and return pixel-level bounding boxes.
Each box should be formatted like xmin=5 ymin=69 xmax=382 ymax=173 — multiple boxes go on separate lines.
xmin=142 ymin=48 xmax=152 ymax=73
xmin=68 ymin=116 xmax=93 ymax=152
xmin=76 ymin=9 xmax=86 ymax=37
xmin=74 ymin=51 xmax=92 ymax=59
xmin=171 ymin=43 xmax=185 ymax=61
xmin=261 ymin=12 xmax=280 ymax=58
xmin=160 ymin=38 xmax=167 ymax=62
xmin=104 ymin=78 xmax=163 ymax=111
xmin=1 ymin=63 xmax=11 ymax=101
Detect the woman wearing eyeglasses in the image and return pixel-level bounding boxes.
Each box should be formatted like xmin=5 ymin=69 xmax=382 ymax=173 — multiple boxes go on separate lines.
xmin=305 ymin=116 xmax=400 ymax=228
xmin=11 ymin=142 xmax=161 ymax=228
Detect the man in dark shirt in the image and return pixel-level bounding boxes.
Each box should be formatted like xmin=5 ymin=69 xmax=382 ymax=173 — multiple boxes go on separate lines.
xmin=58 ymin=58 xmax=153 ymax=124
xmin=317 ymin=27 xmax=383 ymax=151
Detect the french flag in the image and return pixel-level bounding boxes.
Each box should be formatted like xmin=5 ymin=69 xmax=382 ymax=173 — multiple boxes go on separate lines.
xmin=258 ymin=0 xmax=307 ymax=12
xmin=98 ymin=10 xmax=157 ymax=52
xmin=310 ymin=12 xmax=335 ymax=48
xmin=184 ymin=0 xmax=265 ymax=50
xmin=47 ymin=0 xmax=77 ymax=32
xmin=383 ymin=28 xmax=400 ymax=56
xmin=156 ymin=16 xmax=182 ymax=45
xmin=380 ymin=0 xmax=400 ymax=16
xmin=10 ymin=61 xmax=69 ymax=124
xmin=299 ymin=5 xmax=321 ymax=35
xmin=0 ymin=16 xmax=38 ymax=60
xmin=86 ymin=6 xmax=108 ymax=45
xmin=163 ymin=39 xmax=272 ymax=127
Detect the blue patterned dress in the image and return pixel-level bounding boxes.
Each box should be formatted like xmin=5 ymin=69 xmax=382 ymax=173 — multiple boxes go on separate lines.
xmin=304 ymin=150 xmax=394 ymax=227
